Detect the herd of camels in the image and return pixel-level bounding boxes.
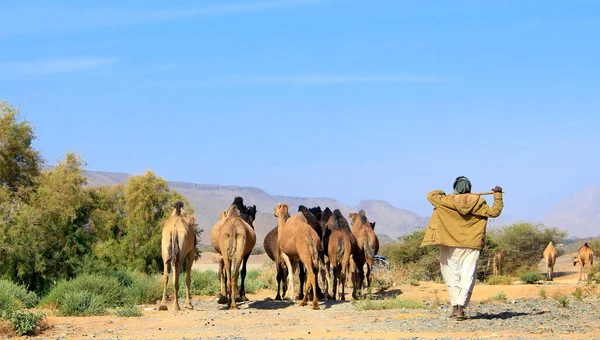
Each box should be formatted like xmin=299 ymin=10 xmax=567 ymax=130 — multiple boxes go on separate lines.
xmin=158 ymin=197 xmax=379 ymax=311
xmin=492 ymin=241 xmax=594 ymax=282
xmin=157 ymin=198 xmax=595 ymax=311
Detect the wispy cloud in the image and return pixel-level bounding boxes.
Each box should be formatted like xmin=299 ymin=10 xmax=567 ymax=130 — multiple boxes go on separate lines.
xmin=1 ymin=0 xmax=324 ymax=37
xmin=0 ymin=57 xmax=116 ymax=75
xmin=153 ymin=75 xmax=448 ymax=87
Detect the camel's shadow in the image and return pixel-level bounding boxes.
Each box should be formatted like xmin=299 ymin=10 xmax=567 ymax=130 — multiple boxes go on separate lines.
xmin=470 ymin=310 xmax=548 ymax=320
xmin=246 ymin=299 xmax=295 ymax=310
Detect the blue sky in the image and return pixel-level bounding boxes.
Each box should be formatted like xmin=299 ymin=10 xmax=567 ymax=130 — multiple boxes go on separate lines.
xmin=1 ymin=0 xmax=599 ymax=221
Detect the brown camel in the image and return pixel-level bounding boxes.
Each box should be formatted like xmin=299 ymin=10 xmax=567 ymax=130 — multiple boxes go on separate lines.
xmin=573 ymin=242 xmax=594 ymax=281
xmin=231 ymin=197 xmax=258 ymax=302
xmin=274 ymin=203 xmax=320 ymax=309
xmin=349 ymin=210 xmax=379 ymax=295
xmin=297 ymin=205 xmax=325 ymax=300
xmin=492 ymin=250 xmax=504 ymax=277
xmin=159 ymin=202 xmax=197 ymax=311
xmin=263 ymin=210 xmax=290 ymax=301
xmin=210 ymin=201 xmax=256 ymax=309
xmin=325 ymin=210 xmax=353 ymax=300
xmin=543 ymin=242 xmax=558 ymax=281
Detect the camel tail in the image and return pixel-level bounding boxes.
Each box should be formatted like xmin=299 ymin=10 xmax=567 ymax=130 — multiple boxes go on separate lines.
xmin=336 ymin=237 xmax=345 ymax=265
xmin=364 ymin=235 xmax=375 ymax=262
xmin=306 ymin=236 xmax=318 ymax=269
xmin=169 ymin=231 xmax=180 ymax=266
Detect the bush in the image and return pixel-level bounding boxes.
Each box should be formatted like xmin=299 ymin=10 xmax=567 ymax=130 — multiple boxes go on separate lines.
xmin=487 ymin=276 xmax=513 ymax=285
xmin=41 ymin=274 xmax=126 ymax=309
xmin=174 ymin=270 xmax=220 ymax=298
xmin=251 ymin=246 xmax=265 ymax=255
xmin=573 ymin=287 xmax=583 ymax=301
xmin=490 ymin=291 xmax=507 ymax=301
xmin=520 ymin=271 xmax=543 ymax=284
xmin=380 ymin=230 xmax=442 ymax=282
xmin=556 ymin=295 xmax=569 ymax=308
xmin=7 ymin=310 xmax=45 ymax=336
xmin=539 ymin=288 xmax=547 ymax=299
xmin=0 ymin=280 xmax=39 ymax=308
xmin=115 ymin=305 xmax=142 ymax=317
xmin=60 ymin=290 xmax=107 ymax=316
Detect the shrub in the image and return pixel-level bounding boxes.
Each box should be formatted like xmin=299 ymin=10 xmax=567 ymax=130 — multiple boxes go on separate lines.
xmin=7 ymin=310 xmax=45 ymax=336
xmin=41 ymin=274 xmax=125 ymax=309
xmin=355 ymin=297 xmax=425 ymax=311
xmin=175 ymin=270 xmax=220 ymax=298
xmin=60 ymin=290 xmax=107 ymax=316
xmin=0 ymin=291 xmax=22 ymax=318
xmin=573 ymin=287 xmax=583 ymax=301
xmin=119 ymin=271 xmax=163 ymax=305
xmin=520 ymin=271 xmax=543 ymax=284
xmin=0 ymin=280 xmax=39 ymax=308
xmin=556 ymin=295 xmax=569 ymax=308
xmin=487 ymin=276 xmax=513 ymax=285
xmin=490 ymin=291 xmax=507 ymax=301
xmin=115 ymin=305 xmax=142 ymax=317
xmin=539 ymin=288 xmax=547 ymax=300
xmin=251 ymin=246 xmax=265 ymax=255
xmin=380 ymin=230 xmax=442 ymax=282
xmin=409 ymin=279 xmax=420 ymax=286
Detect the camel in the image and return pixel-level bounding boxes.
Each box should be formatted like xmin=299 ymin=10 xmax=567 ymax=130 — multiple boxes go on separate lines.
xmin=263 ymin=210 xmax=291 ymax=300
xmin=492 ymin=250 xmax=504 ymax=277
xmin=210 ymin=200 xmax=256 ymax=309
xmin=349 ymin=210 xmax=379 ymax=296
xmin=543 ymin=242 xmax=558 ymax=281
xmin=231 ymin=197 xmax=258 ymax=302
xmin=274 ymin=203 xmax=320 ymax=309
xmin=159 ymin=202 xmax=197 ymax=311
xmin=297 ymin=205 xmax=325 ymax=300
xmin=573 ymin=242 xmax=595 ymax=281
xmin=325 ymin=209 xmax=354 ymax=300
xmin=370 ymin=221 xmax=376 ymax=230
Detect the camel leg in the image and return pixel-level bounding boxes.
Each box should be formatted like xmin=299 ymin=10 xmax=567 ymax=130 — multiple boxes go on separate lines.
xmin=281 ymin=253 xmax=295 ymax=302
xmin=217 ymin=255 xmax=228 ymax=304
xmin=341 ymin=262 xmax=349 ymax=301
xmin=159 ymin=261 xmax=170 ymax=311
xmin=332 ymin=265 xmax=339 ymax=301
xmin=238 ymin=253 xmax=250 ymax=302
xmin=366 ymin=259 xmax=373 ymax=289
xmin=309 ymin=263 xmax=320 ymax=310
xmin=230 ymin=255 xmax=242 ymax=310
xmin=325 ymin=258 xmax=334 ymax=300
xmin=275 ymin=263 xmax=283 ymax=300
xmin=282 ymin=264 xmax=289 ymax=299
xmin=172 ymin=260 xmax=181 ymax=311
xmin=297 ymin=261 xmax=306 ymax=300
xmin=184 ymin=252 xmax=194 ymax=310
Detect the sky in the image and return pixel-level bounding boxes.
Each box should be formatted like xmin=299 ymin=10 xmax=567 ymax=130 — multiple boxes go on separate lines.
xmin=1 ymin=0 xmax=599 ymax=220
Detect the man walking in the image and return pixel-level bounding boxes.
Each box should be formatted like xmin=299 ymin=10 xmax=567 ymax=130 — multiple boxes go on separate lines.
xmin=421 ymin=176 xmax=503 ymax=320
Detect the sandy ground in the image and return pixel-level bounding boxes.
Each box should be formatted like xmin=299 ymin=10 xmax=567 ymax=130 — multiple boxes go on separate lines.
xmin=26 ymin=253 xmax=600 ymax=339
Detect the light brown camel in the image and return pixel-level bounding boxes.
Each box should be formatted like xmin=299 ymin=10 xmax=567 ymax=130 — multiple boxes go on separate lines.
xmin=274 ymin=203 xmax=320 ymax=309
xmin=573 ymin=242 xmax=594 ymax=281
xmin=263 ymin=210 xmax=291 ymax=300
xmin=159 ymin=202 xmax=197 ymax=311
xmin=210 ymin=202 xmax=256 ymax=309
xmin=492 ymin=250 xmax=504 ymax=277
xmin=543 ymin=242 xmax=558 ymax=281
xmin=349 ymin=210 xmax=379 ymax=295
xmin=325 ymin=209 xmax=353 ymax=300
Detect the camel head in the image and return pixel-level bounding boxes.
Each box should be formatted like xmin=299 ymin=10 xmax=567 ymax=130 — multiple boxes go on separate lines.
xmin=573 ymin=256 xmax=580 ymax=266
xmin=274 ymin=203 xmax=289 ymax=218
xmin=309 ymin=206 xmax=322 ymax=221
xmin=349 ymin=212 xmax=359 ymax=226
xmin=246 ymin=205 xmax=257 ymax=222
xmin=370 ymin=221 xmax=376 ymax=230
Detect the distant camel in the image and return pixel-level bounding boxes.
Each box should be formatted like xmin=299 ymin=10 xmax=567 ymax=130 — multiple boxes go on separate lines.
xmin=325 ymin=209 xmax=354 ymax=300
xmin=159 ymin=202 xmax=197 ymax=311
xmin=543 ymin=242 xmax=558 ymax=281
xmin=231 ymin=197 xmax=258 ymax=302
xmin=493 ymin=250 xmax=504 ymax=277
xmin=274 ymin=203 xmax=320 ymax=309
xmin=349 ymin=210 xmax=379 ymax=295
xmin=263 ymin=210 xmax=291 ymax=301
xmin=370 ymin=221 xmax=376 ymax=230
xmin=210 ymin=200 xmax=256 ymax=309
xmin=573 ymin=242 xmax=595 ymax=281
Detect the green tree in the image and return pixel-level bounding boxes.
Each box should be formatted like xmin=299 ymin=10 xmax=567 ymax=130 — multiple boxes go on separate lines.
xmin=0 ymin=101 xmax=43 ymax=191
xmin=492 ymin=223 xmax=568 ymax=274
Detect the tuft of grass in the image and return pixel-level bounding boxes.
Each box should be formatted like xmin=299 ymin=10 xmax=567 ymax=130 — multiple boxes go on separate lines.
xmin=490 ymin=290 xmax=507 ymax=301
xmin=355 ymin=297 xmax=425 ymax=311
xmin=572 ymin=287 xmax=583 ymax=301
xmin=409 ymin=279 xmax=420 ymax=286
xmin=539 ymin=288 xmax=547 ymax=300
xmin=556 ymin=295 xmax=569 ymax=308
xmin=520 ymin=271 xmax=543 ymax=284
xmin=115 ymin=305 xmax=142 ymax=317
xmin=59 ymin=290 xmax=107 ymax=316
xmin=0 ymin=280 xmax=39 ymax=308
xmin=487 ymin=276 xmax=513 ymax=285
xmin=7 ymin=310 xmax=45 ymax=336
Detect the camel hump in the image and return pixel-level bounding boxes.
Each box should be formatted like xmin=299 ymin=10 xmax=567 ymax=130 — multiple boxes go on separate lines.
xmin=174 ymin=201 xmax=184 ymax=216
xmin=226 ymin=205 xmax=241 ymax=218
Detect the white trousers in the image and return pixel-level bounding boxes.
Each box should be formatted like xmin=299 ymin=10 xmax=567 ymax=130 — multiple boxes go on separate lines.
xmin=439 ymin=245 xmax=480 ymax=308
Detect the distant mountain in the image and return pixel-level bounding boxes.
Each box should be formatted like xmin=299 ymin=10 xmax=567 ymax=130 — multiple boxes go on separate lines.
xmin=83 ymin=170 xmax=427 ymax=243
xmin=542 ymin=185 xmax=600 ymax=238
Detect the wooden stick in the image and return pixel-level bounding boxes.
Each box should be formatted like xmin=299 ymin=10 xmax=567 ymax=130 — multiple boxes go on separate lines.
xmin=470 ymin=190 xmax=505 ymax=196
